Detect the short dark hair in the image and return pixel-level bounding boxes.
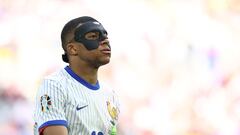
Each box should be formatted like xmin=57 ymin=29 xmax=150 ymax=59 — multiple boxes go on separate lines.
xmin=61 ymin=16 xmax=98 ymax=63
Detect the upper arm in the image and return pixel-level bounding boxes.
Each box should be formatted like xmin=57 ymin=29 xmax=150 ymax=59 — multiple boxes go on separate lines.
xmin=34 ymin=79 xmax=68 ymax=135
xmin=43 ymin=126 xmax=68 ymax=135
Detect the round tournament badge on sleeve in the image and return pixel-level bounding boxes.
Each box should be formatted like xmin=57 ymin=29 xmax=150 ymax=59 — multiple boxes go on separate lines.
xmin=40 ymin=94 xmax=52 ymax=112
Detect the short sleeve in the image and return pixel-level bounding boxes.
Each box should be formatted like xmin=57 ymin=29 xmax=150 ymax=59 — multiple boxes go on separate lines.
xmin=34 ymin=79 xmax=68 ymax=134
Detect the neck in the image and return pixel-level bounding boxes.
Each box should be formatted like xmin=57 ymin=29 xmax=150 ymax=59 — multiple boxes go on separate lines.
xmin=69 ymin=64 xmax=98 ymax=85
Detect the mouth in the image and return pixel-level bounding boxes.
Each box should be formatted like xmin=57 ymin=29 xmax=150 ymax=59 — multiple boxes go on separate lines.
xmin=100 ymin=48 xmax=111 ymax=54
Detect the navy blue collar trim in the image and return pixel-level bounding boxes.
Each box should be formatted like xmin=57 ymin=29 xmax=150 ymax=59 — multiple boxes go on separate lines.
xmin=64 ymin=66 xmax=100 ymax=90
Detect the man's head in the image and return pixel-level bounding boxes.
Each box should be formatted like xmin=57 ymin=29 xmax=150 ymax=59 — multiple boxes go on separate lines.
xmin=61 ymin=16 xmax=110 ymax=64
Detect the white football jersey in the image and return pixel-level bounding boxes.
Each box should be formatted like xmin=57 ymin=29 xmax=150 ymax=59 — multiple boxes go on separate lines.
xmin=34 ymin=66 xmax=120 ymax=135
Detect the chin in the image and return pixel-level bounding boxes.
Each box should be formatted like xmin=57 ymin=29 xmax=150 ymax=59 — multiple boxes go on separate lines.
xmin=95 ymin=56 xmax=111 ymax=67
xmin=99 ymin=57 xmax=110 ymax=66
xmin=102 ymin=59 xmax=110 ymax=65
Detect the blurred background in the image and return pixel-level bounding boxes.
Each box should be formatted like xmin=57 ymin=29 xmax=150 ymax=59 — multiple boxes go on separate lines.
xmin=0 ymin=0 xmax=240 ymax=135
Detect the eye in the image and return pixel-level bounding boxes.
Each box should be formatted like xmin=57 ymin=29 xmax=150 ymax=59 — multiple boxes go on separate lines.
xmin=103 ymin=30 xmax=108 ymax=36
xmin=85 ymin=32 xmax=99 ymax=40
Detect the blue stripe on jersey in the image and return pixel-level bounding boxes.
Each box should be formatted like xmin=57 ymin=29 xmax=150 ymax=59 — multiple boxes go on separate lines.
xmin=38 ymin=120 xmax=68 ymax=131
xmin=64 ymin=66 xmax=100 ymax=90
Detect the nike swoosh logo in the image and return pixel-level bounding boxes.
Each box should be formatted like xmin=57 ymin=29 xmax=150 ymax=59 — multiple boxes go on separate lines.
xmin=76 ymin=105 xmax=88 ymax=111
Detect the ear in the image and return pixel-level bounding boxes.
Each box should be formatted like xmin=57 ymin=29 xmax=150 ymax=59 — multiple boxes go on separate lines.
xmin=66 ymin=43 xmax=78 ymax=56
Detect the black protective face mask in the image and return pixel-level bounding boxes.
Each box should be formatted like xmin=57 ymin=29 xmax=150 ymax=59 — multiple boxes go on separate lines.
xmin=74 ymin=21 xmax=109 ymax=50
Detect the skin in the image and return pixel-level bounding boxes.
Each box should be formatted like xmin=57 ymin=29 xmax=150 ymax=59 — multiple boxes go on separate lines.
xmin=68 ymin=31 xmax=111 ymax=84
xmin=42 ymin=31 xmax=110 ymax=135
xmin=42 ymin=126 xmax=68 ymax=135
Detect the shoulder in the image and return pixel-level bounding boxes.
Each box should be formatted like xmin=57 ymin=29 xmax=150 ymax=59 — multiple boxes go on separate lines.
xmin=100 ymin=83 xmax=119 ymax=98
xmin=37 ymin=68 xmax=69 ymax=92
xmin=40 ymin=68 xmax=71 ymax=86
xmin=100 ymin=83 xmax=114 ymax=92
xmin=36 ymin=68 xmax=69 ymax=101
xmin=44 ymin=68 xmax=67 ymax=82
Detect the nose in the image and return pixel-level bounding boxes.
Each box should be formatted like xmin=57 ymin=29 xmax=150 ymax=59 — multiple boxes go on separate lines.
xmin=100 ymin=39 xmax=109 ymax=46
xmin=99 ymin=39 xmax=111 ymax=49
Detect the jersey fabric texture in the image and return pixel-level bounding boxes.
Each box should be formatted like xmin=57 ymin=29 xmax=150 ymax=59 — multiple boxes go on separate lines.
xmin=34 ymin=66 xmax=120 ymax=135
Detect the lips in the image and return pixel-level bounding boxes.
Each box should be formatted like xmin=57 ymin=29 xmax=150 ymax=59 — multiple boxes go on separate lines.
xmin=100 ymin=48 xmax=111 ymax=54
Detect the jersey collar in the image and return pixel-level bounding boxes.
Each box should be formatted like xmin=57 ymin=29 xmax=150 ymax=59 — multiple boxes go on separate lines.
xmin=64 ymin=66 xmax=100 ymax=90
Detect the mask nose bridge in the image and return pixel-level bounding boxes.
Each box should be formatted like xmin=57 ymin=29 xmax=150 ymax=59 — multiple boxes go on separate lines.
xmin=99 ymin=31 xmax=107 ymax=41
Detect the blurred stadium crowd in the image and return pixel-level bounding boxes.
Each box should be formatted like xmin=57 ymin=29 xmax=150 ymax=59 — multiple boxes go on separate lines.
xmin=0 ymin=0 xmax=240 ymax=135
